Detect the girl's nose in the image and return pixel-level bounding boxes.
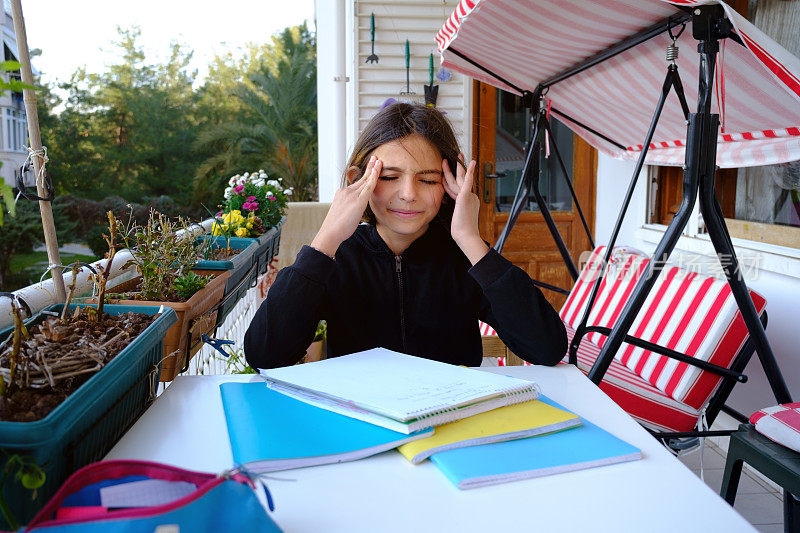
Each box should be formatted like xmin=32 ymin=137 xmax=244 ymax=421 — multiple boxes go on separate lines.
xmin=397 ymin=177 xmax=417 ymax=202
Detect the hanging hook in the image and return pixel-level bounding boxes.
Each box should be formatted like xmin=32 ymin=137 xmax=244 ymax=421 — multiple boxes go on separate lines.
xmin=667 ymin=18 xmax=686 ymax=42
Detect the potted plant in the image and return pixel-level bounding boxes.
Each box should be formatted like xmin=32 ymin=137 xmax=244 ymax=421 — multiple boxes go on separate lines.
xmin=193 ymin=229 xmax=259 ymax=325
xmin=218 ymin=170 xmax=289 ymax=275
xmin=99 ymin=210 xmax=230 ymax=382
xmin=0 ymin=218 xmax=178 ymax=528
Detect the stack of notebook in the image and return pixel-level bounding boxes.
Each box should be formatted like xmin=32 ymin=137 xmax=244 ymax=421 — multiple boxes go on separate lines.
xmin=220 ymin=347 xmax=642 ymax=489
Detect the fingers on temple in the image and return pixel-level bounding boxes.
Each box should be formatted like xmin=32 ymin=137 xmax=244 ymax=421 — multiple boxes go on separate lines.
xmin=353 ymin=156 xmax=377 ymax=187
xmin=456 ymin=153 xmax=467 ymax=179
xmin=359 ymin=159 xmax=381 ymax=198
xmin=460 ymin=160 xmax=477 ymax=194
xmin=442 ymin=159 xmax=459 ymax=198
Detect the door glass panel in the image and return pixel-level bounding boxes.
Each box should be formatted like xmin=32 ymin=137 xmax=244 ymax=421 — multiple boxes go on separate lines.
xmin=494 ymin=90 xmax=574 ymax=213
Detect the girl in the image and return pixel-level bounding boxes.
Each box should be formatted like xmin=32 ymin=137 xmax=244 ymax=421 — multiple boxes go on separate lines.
xmin=244 ymin=103 xmax=566 ymax=369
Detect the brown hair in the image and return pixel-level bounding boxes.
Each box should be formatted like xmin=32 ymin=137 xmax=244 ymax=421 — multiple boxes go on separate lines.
xmin=343 ymin=102 xmax=464 ymax=225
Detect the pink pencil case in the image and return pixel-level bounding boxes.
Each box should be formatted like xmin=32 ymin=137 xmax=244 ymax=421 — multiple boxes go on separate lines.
xmin=20 ymin=460 xmax=281 ymax=532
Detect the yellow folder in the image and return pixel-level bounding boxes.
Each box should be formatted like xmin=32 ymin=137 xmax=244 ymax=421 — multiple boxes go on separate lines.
xmin=398 ymin=397 xmax=581 ymax=464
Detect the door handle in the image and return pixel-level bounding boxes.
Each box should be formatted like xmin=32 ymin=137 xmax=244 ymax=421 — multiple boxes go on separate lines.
xmin=482 ymin=162 xmax=506 ymax=203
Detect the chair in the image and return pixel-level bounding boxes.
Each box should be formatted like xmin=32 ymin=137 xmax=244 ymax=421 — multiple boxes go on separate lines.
xmin=721 ymin=423 xmax=800 ymax=532
xmin=481 ymin=245 xmax=766 ymax=437
xmin=561 ymin=246 xmax=766 ymax=437
xmin=274 ymin=202 xmax=332 ymax=271
xmin=480 ymin=324 xmax=524 ymax=367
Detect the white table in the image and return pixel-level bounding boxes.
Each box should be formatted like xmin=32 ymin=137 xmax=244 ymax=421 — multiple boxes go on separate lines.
xmin=107 ymin=365 xmax=755 ymax=532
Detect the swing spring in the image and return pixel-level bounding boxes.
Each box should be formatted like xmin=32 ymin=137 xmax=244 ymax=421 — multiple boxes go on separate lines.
xmin=666 ymin=41 xmax=679 ymax=63
xmin=666 ymin=18 xmax=686 ymax=64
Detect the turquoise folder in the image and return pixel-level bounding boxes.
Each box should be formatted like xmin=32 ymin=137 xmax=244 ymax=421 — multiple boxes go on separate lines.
xmin=430 ymin=397 xmax=642 ymax=489
xmin=220 ymin=382 xmax=433 ymax=472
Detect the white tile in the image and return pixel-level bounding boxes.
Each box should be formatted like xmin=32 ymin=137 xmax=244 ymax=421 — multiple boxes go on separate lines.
xmin=733 ymin=493 xmax=784 ymax=526
xmin=676 ymin=444 xmax=727 ymax=470
xmin=742 ymin=469 xmax=783 ymax=496
xmin=699 ymin=468 xmax=772 ymax=495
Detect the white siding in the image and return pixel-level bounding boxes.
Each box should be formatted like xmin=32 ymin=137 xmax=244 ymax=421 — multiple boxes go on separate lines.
xmin=351 ymin=1 xmax=470 ymax=156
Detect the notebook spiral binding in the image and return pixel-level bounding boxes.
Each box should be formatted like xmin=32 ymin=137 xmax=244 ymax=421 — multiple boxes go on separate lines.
xmin=405 ymin=382 xmax=542 ymax=432
xmin=505 ymin=382 xmax=542 ymax=402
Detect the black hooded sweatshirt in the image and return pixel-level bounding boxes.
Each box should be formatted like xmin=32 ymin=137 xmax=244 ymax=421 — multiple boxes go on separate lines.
xmin=244 ymin=222 xmax=566 ymax=369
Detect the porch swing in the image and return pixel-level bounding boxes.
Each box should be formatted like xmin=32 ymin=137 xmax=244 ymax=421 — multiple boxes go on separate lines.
xmin=436 ymin=0 xmax=797 ymax=444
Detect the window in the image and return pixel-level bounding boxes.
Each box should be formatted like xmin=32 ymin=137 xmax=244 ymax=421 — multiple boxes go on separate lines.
xmin=17 ymin=110 xmax=26 ymax=151
xmin=493 ymin=90 xmax=574 ymax=213
xmin=11 ymin=110 xmax=17 ymax=151
xmin=648 ymin=164 xmax=800 ymax=250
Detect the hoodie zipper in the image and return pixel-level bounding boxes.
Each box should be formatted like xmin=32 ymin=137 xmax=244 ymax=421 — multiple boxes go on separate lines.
xmin=395 ymin=254 xmax=407 ymax=351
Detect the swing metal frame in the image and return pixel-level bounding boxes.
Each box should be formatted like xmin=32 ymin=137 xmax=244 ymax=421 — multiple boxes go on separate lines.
xmin=462 ymin=4 xmax=793 ymax=431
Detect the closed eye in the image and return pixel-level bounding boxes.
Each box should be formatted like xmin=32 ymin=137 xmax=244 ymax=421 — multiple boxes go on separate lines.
xmin=378 ymin=175 xmax=398 ymax=181
xmin=419 ymin=178 xmax=441 ymax=185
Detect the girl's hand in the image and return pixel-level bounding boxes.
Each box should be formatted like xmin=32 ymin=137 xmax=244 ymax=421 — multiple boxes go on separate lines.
xmin=443 ymin=156 xmax=489 ymax=265
xmin=311 ymin=156 xmax=382 ymax=257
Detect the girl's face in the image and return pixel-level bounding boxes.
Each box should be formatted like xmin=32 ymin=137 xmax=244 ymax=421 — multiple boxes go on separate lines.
xmin=367 ymin=134 xmax=445 ymax=254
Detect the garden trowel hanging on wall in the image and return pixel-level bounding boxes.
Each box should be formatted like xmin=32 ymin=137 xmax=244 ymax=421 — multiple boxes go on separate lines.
xmin=424 ymin=54 xmax=439 ymax=107
xmin=400 ymin=40 xmax=414 ymax=95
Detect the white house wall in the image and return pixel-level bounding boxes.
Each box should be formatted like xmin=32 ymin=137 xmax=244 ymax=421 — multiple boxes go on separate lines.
xmin=352 ymin=1 xmax=468 ymax=142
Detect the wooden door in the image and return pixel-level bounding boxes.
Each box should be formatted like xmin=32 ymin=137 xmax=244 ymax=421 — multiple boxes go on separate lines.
xmin=473 ymin=81 xmax=597 ymax=310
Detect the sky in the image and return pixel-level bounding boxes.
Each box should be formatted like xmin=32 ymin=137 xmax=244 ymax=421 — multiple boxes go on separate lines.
xmin=20 ymin=0 xmax=315 ymax=88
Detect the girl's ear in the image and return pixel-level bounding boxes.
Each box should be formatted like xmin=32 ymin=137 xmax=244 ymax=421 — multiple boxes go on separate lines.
xmin=345 ymin=166 xmax=363 ymax=185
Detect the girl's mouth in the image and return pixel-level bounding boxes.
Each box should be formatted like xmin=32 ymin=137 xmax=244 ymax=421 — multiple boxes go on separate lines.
xmin=389 ymin=209 xmax=422 ymax=218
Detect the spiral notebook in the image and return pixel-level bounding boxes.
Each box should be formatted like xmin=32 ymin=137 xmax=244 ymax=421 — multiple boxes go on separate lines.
xmin=397 ymin=394 xmax=581 ymax=464
xmin=430 ymin=398 xmax=642 ymax=490
xmin=220 ymin=383 xmax=432 ymax=472
xmin=260 ymin=348 xmax=540 ymax=434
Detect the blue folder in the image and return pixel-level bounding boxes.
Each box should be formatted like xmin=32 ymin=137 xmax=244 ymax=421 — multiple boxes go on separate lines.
xmin=220 ymin=382 xmax=433 ymax=472
xmin=430 ymin=397 xmax=642 ymax=489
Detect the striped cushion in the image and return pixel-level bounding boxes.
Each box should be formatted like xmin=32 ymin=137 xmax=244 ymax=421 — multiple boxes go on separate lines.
xmin=559 ymin=246 xmax=766 ymax=410
xmin=616 ymin=265 xmax=766 ymax=410
xmin=565 ymin=325 xmax=701 ymax=433
xmin=750 ymin=403 xmax=800 ymax=454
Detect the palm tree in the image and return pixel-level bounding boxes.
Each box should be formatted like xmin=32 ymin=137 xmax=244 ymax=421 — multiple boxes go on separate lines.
xmin=195 ymin=25 xmax=318 ymax=202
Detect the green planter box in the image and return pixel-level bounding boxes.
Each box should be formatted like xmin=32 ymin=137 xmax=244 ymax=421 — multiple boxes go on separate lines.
xmin=253 ymin=217 xmax=286 ymax=275
xmin=194 ymin=236 xmax=258 ymax=324
xmin=0 ymin=303 xmax=177 ymax=528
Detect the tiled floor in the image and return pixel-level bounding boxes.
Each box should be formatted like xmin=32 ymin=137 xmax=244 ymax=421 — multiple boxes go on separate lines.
xmin=677 ymin=441 xmax=784 ymax=532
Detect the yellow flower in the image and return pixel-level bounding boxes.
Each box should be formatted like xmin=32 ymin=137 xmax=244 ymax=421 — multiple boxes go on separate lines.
xmin=212 ymin=223 xmax=222 ymax=236
xmin=222 ymin=210 xmax=244 ymax=225
xmin=235 ymin=227 xmax=248 ymax=238
xmin=221 ymin=224 xmax=229 ymax=232
xmin=246 ymin=221 xmax=253 ymax=229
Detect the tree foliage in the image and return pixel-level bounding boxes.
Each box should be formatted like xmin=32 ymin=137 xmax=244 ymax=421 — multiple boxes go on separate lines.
xmin=36 ymin=23 xmax=317 ymax=208
xmin=3 ymin=24 xmax=318 ymax=291
xmin=194 ymin=23 xmax=318 ymax=203
xmin=40 ymin=28 xmax=199 ymax=203
xmin=0 ymin=201 xmax=75 ymax=290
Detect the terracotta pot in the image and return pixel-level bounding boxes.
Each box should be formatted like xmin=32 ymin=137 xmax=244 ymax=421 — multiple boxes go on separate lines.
xmin=92 ymin=270 xmax=231 ymax=381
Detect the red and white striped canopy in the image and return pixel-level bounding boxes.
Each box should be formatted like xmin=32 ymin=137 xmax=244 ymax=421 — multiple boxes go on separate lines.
xmin=436 ymin=0 xmax=800 ymax=168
